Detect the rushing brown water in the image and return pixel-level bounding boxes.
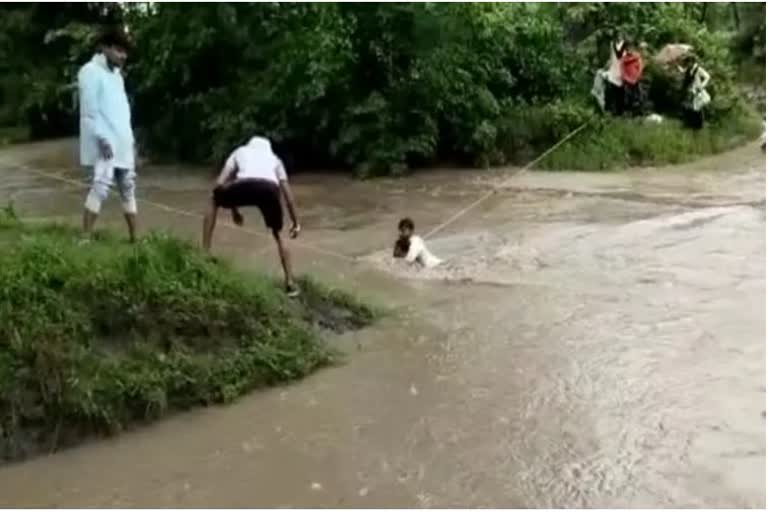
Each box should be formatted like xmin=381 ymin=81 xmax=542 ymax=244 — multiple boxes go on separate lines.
xmin=0 ymin=140 xmax=764 ymax=508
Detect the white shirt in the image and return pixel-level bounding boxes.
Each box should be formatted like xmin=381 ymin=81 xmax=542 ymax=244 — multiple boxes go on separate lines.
xmin=222 ymin=136 xmax=287 ymax=185
xmin=405 ymin=236 xmax=443 ymax=269
xmin=686 ymin=64 xmax=712 ymax=111
xmin=78 ymin=53 xmax=135 ymax=170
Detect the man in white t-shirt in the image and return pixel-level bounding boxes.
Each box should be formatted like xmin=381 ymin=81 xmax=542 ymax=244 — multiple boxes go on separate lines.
xmin=203 ymin=136 xmax=301 ymax=296
xmin=393 ymin=218 xmax=443 ymax=269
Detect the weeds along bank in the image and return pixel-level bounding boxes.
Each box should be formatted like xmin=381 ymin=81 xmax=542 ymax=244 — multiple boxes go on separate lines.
xmin=0 ymin=211 xmax=376 ymax=462
xmin=517 ymin=102 xmax=762 ymax=171
xmin=0 ymin=3 xmax=764 ymax=171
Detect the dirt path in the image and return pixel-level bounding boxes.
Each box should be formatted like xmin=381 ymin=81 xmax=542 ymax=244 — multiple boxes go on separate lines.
xmin=0 ymin=140 xmax=764 ymax=507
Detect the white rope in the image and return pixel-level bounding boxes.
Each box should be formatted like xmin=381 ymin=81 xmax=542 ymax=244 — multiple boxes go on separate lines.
xmin=6 ymin=118 xmax=593 ymax=263
xmin=424 ymin=117 xmax=593 ymax=240
xmin=8 ymin=163 xmax=359 ymax=263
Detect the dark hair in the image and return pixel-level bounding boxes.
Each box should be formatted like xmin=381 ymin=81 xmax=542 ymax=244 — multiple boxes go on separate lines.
xmin=398 ymin=218 xmax=415 ymax=231
xmin=99 ymin=27 xmax=131 ymax=50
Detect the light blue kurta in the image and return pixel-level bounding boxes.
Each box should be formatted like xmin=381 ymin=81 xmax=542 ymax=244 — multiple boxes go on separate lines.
xmin=78 ymin=53 xmax=135 ymax=171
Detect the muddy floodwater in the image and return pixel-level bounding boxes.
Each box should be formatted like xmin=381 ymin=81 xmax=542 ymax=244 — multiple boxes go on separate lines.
xmin=0 ymin=140 xmax=765 ymax=508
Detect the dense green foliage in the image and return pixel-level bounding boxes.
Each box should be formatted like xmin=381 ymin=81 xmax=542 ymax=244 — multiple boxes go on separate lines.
xmin=127 ymin=2 xmax=766 ymax=173
xmin=0 ymin=2 xmax=764 ymax=172
xmin=0 ymin=212 xmax=375 ymax=461
xmin=126 ymin=3 xmax=581 ymax=173
xmin=0 ymin=3 xmax=122 ymax=139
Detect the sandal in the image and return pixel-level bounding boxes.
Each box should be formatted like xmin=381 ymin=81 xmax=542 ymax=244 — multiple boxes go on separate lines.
xmin=286 ymin=284 xmax=300 ymax=298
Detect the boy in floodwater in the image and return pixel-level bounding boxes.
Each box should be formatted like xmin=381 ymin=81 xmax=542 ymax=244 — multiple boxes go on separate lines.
xmin=393 ymin=218 xmax=443 ymax=269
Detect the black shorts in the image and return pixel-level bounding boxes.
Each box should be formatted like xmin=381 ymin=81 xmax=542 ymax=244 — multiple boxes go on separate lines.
xmin=213 ymin=179 xmax=283 ymax=231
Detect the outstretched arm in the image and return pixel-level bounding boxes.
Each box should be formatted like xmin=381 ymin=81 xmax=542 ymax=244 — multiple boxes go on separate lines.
xmin=698 ymin=67 xmax=711 ymax=89
xmin=275 ymin=160 xmax=300 ymax=237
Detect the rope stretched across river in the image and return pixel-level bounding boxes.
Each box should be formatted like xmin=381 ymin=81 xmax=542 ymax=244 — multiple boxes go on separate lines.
xmin=423 ymin=117 xmax=594 ymax=240
xmin=5 ymin=117 xmax=592 ymax=262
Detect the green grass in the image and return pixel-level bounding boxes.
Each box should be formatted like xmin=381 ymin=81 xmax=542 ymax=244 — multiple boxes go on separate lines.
xmin=493 ymin=99 xmax=762 ymax=172
xmin=535 ymin=108 xmax=763 ymax=171
xmin=0 ymin=209 xmax=377 ymax=462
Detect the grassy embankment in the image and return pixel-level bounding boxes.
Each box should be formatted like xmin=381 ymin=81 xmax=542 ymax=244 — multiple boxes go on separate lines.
xmin=0 ymin=207 xmax=377 ymax=462
xmin=498 ymin=102 xmax=763 ymax=172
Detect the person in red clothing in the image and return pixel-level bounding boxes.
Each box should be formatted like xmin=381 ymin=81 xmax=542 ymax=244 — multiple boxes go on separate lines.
xmin=620 ymin=41 xmax=645 ymax=115
xmin=621 ymin=48 xmax=643 ymax=85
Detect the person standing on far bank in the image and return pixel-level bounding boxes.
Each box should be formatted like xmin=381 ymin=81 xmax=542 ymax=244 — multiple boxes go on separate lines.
xmin=78 ymin=28 xmax=138 ymax=242
xmin=680 ymin=55 xmax=711 ymax=130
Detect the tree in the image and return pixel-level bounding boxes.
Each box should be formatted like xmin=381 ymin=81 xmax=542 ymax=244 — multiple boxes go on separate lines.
xmin=0 ymin=3 xmax=122 ymax=137
xmin=1 ymin=2 xmax=757 ymax=173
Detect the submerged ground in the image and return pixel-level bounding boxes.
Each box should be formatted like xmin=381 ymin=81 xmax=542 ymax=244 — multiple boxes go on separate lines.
xmin=0 ymin=139 xmax=764 ymax=507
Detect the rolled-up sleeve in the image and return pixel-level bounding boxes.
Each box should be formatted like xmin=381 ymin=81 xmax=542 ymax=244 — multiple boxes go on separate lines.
xmin=78 ymin=65 xmax=108 ymax=142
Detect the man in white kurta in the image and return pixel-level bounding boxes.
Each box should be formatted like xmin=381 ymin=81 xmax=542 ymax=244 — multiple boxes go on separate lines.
xmin=78 ymin=29 xmax=137 ymax=241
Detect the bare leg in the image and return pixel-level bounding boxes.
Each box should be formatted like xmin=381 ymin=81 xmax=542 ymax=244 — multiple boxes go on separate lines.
xmin=83 ymin=178 xmax=107 ymax=238
xmin=82 ymin=208 xmax=98 ymax=237
xmin=124 ymin=213 xmax=137 ymax=243
xmin=231 ymin=207 xmax=244 ymax=226
xmin=115 ymin=169 xmax=138 ymax=243
xmin=202 ymin=200 xmax=219 ymax=252
xmin=273 ymin=230 xmax=296 ymax=291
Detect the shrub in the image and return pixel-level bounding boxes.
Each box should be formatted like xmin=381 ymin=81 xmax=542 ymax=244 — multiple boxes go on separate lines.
xmin=535 ymin=105 xmax=762 ymax=171
xmin=127 ymin=3 xmax=578 ymax=174
xmin=496 ymin=100 xmax=596 ymax=166
xmin=0 ymin=3 xmax=758 ymax=174
xmin=0 ymin=215 xmax=376 ymax=461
